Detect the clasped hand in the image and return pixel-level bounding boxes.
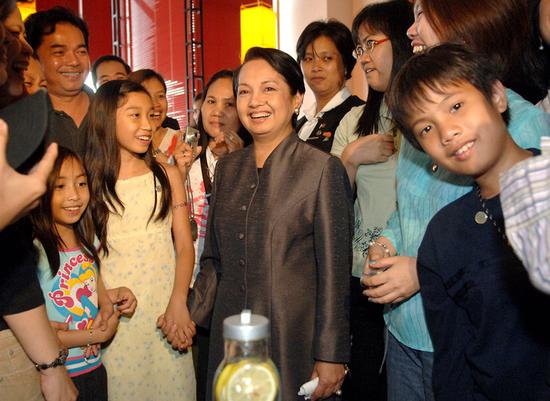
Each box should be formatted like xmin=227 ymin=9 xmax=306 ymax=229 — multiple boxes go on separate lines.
xmin=157 ymin=295 xmax=196 ymax=351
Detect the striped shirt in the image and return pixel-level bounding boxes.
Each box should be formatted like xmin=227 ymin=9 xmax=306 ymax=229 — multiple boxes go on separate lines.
xmin=36 ymin=242 xmax=103 ymax=377
xmin=500 ymin=137 xmax=550 ymax=294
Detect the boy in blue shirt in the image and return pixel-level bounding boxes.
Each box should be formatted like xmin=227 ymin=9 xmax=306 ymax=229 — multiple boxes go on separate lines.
xmin=387 ymin=43 xmax=550 ymax=401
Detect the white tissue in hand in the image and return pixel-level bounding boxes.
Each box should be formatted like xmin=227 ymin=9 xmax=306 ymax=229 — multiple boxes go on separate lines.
xmin=298 ymin=377 xmax=319 ymax=399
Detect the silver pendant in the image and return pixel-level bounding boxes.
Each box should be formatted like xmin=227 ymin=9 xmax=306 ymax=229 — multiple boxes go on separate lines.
xmin=475 ymin=211 xmax=488 ymax=224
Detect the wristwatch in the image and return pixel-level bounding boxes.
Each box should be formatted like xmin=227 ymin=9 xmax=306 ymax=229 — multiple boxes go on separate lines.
xmin=34 ymin=348 xmax=69 ymax=371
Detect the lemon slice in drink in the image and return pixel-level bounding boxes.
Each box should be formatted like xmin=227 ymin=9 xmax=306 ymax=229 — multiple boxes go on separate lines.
xmin=215 ymin=362 xmax=239 ymax=400
xmin=224 ymin=362 xmax=278 ymax=401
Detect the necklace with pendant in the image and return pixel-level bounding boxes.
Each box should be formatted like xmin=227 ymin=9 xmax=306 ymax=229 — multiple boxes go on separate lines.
xmin=474 ymin=185 xmax=508 ymax=243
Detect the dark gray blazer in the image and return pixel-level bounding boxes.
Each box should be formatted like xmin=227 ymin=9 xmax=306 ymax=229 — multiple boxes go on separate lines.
xmin=190 ymin=133 xmax=353 ymax=401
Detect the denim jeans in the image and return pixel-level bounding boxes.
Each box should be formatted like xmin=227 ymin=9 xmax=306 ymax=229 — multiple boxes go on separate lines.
xmin=387 ymin=332 xmax=435 ymax=401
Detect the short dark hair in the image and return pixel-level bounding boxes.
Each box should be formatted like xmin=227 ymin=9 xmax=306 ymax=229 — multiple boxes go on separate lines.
xmin=128 ymin=68 xmax=167 ymax=93
xmin=296 ymin=19 xmax=356 ymax=80
xmin=25 ymin=6 xmax=89 ymax=51
xmin=91 ymin=55 xmax=131 ymax=86
xmin=235 ymin=47 xmax=305 ymax=128
xmin=387 ymin=43 xmax=508 ymax=151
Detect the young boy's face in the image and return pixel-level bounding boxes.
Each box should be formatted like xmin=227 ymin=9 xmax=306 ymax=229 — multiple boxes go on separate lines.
xmin=408 ymin=80 xmax=508 ymax=178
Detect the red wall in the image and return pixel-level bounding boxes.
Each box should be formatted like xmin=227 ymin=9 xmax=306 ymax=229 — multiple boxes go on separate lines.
xmin=202 ymin=0 xmax=242 ymax=82
xmin=35 ymin=0 xmax=112 ymax=63
xmin=36 ymin=0 xmax=78 ymax=12
xmin=201 ymin=0 xmax=273 ymax=82
xmin=81 ymin=1 xmax=112 ymax=63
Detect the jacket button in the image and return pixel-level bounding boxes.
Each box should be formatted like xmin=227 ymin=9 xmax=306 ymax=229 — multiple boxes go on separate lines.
xmin=250 ymin=183 xmax=256 ymax=189
xmin=240 ymin=284 xmax=246 ymax=292
xmin=239 ymin=258 xmax=245 ymax=266
xmin=238 ymin=233 xmax=244 ymax=240
xmin=240 ymin=205 xmax=247 ymax=211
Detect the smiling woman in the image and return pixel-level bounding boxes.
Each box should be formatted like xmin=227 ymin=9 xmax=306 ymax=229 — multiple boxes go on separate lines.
xmin=407 ymin=0 xmax=547 ymax=105
xmin=190 ymin=47 xmax=354 ymax=401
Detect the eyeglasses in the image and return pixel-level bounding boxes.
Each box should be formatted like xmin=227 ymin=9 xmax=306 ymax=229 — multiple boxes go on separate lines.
xmin=353 ymin=38 xmax=390 ymax=59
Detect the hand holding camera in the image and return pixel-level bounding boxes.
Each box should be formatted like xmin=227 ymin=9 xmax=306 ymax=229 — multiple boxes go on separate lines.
xmin=174 ymin=126 xmax=202 ymax=177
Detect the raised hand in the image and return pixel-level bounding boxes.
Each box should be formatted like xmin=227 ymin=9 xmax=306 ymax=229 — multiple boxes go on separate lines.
xmin=0 ymin=118 xmax=58 ymax=229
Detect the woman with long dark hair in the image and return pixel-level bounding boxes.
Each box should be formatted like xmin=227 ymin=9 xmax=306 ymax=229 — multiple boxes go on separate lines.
xmin=175 ymin=69 xmax=249 ymax=401
xmin=331 ymin=3 xmax=413 ymax=400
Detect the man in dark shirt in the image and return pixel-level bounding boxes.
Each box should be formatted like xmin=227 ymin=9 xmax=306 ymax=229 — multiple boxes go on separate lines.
xmin=25 ymin=7 xmax=92 ymax=154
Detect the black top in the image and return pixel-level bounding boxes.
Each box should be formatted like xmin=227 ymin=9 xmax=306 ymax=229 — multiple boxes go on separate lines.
xmin=296 ymin=95 xmax=363 ymax=153
xmin=45 ymin=86 xmax=93 ymax=156
xmin=162 ymin=116 xmax=180 ymax=131
xmin=418 ymin=190 xmax=550 ymax=401
xmin=190 ymin=134 xmax=353 ymax=401
xmin=0 ymin=218 xmax=44 ymax=331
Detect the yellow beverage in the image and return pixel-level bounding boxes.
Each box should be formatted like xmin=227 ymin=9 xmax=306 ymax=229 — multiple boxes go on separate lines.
xmin=215 ymin=359 xmax=279 ymax=401
xmin=214 ymin=311 xmax=281 ymax=401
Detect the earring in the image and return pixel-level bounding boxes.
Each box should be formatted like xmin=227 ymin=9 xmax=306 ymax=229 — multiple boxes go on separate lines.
xmin=431 ymin=162 xmax=438 ymax=173
xmin=540 ymin=37 xmax=545 ymax=51
xmin=294 ymin=108 xmax=300 ymax=115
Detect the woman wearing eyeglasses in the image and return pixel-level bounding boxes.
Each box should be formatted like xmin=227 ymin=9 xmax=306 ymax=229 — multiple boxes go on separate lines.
xmin=295 ymin=20 xmax=363 ymax=153
xmin=330 ymin=1 xmax=413 ymax=400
